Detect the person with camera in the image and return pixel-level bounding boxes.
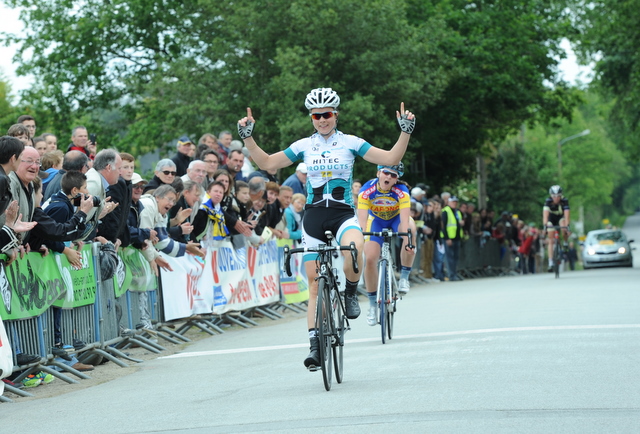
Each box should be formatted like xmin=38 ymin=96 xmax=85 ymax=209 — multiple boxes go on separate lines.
xmin=40 ymin=171 xmax=95 ymax=266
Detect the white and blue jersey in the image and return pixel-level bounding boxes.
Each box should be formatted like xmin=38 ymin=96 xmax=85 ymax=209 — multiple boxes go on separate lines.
xmin=283 ymin=130 xmax=372 ymax=209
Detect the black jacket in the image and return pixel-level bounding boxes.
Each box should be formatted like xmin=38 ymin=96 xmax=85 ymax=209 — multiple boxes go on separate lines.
xmin=171 ymin=152 xmax=192 ymax=178
xmin=142 ymin=175 xmax=166 ymax=194
xmin=99 ymin=177 xmax=132 ymax=245
xmin=27 ymin=207 xmax=88 ymax=252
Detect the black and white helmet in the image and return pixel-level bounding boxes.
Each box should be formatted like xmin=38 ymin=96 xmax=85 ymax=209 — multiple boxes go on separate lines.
xmin=305 ymin=88 xmax=340 ymax=110
xmin=549 ymin=185 xmax=562 ymax=196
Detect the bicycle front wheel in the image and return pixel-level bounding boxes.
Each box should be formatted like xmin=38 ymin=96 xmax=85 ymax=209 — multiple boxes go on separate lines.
xmin=316 ymin=278 xmax=333 ymax=391
xmin=378 ymin=259 xmax=388 ymax=344
xmin=333 ymin=286 xmax=345 ymax=384
xmin=554 ymin=240 xmax=561 ymax=279
xmin=387 ymin=272 xmax=395 ymax=341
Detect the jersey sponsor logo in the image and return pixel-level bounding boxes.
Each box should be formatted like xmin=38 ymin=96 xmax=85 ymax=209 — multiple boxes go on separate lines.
xmin=311 ymin=156 xmax=340 ymax=165
xmin=372 ymin=197 xmax=396 ymax=207
xmin=359 ymin=184 xmax=377 ymax=200
xmin=321 ymin=151 xmax=330 ymax=158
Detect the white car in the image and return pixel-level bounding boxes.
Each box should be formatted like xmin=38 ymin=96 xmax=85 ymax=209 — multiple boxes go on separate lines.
xmin=582 ymin=229 xmax=634 ymax=269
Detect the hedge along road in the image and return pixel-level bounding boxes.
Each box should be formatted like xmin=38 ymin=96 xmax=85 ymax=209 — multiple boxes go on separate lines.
xmin=3 ymin=217 xmax=640 ymax=433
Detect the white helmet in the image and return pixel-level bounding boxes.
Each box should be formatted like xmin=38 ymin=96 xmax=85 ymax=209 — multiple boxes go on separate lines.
xmin=549 ymin=185 xmax=562 ymax=196
xmin=305 ymin=87 xmax=340 ymax=110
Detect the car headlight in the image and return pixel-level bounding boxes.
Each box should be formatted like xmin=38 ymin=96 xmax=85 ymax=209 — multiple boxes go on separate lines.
xmin=587 ymin=248 xmax=596 ymax=255
xmin=618 ymin=247 xmax=626 ymax=254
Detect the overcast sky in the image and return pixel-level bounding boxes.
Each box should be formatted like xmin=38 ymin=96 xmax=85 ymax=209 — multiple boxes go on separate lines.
xmin=0 ymin=4 xmax=593 ymax=103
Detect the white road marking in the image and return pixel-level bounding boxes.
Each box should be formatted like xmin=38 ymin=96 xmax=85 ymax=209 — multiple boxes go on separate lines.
xmin=160 ymin=324 xmax=640 ymax=359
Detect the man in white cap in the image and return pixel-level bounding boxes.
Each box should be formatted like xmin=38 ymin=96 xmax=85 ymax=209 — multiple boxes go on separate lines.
xmin=411 ymin=186 xmax=426 ymax=203
xmin=441 ymin=195 xmax=464 ymax=281
xmin=282 ymin=162 xmax=307 ymax=196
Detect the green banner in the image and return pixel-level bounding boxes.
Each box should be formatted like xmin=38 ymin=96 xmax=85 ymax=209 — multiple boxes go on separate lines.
xmin=0 ymin=244 xmax=97 ymax=320
xmin=113 ymin=248 xmax=134 ymax=297
xmin=116 ymin=247 xmax=156 ymax=295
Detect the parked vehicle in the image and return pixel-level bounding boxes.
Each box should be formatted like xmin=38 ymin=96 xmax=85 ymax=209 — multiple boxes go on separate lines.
xmin=582 ymin=229 xmax=634 ymax=269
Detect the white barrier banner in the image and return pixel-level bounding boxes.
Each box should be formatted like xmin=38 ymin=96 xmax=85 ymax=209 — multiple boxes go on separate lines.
xmin=160 ymin=238 xmax=280 ymax=321
xmin=160 ymin=252 xmax=213 ymax=321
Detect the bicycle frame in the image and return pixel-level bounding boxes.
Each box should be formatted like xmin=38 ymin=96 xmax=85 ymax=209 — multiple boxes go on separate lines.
xmin=548 ymin=225 xmax=568 ymax=279
xmin=283 ymin=233 xmax=358 ymax=391
xmin=363 ymin=228 xmax=413 ymax=344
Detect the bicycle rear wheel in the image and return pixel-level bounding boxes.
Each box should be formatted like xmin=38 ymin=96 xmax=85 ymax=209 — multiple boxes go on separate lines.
xmin=378 ymin=259 xmax=388 ymax=344
xmin=333 ymin=286 xmax=345 ymax=384
xmin=316 ymin=278 xmax=333 ymax=391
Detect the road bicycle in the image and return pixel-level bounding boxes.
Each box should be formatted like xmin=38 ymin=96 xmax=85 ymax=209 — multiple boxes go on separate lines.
xmin=283 ymin=232 xmax=359 ymax=391
xmin=362 ymin=229 xmax=413 ymax=344
xmin=548 ymin=225 xmax=569 ymax=279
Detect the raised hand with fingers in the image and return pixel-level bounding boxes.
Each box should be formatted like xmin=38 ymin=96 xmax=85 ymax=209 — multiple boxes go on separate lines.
xmin=237 ymin=107 xmax=255 ymax=139
xmin=396 ymin=102 xmax=416 ymax=134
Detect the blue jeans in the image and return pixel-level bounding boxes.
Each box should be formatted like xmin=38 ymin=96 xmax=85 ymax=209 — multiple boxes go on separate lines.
xmin=433 ymin=240 xmax=446 ymax=281
xmin=445 ymin=239 xmax=460 ymax=280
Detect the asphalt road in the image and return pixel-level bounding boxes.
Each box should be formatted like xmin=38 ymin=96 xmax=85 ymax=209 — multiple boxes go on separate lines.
xmin=3 ymin=215 xmax=640 ymax=433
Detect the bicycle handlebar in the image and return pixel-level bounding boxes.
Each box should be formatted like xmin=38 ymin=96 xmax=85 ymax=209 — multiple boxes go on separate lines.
xmin=362 ymin=228 xmax=415 ymax=250
xmin=283 ymin=242 xmax=359 ymax=277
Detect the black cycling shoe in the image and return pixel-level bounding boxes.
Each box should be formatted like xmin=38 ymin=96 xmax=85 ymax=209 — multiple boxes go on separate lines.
xmin=344 ymin=292 xmax=361 ymax=319
xmin=304 ymin=337 xmax=320 ymax=369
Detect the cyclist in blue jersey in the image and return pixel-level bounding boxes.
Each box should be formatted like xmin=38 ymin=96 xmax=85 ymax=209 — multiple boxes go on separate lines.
xmin=238 ymin=88 xmax=415 ymax=369
xmin=357 ymin=162 xmax=416 ymax=326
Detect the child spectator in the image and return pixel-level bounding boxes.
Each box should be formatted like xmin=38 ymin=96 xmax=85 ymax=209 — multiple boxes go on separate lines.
xmin=40 ymin=150 xmax=64 ymax=201
xmin=285 ymin=192 xmax=305 ymax=244
xmin=192 ymin=181 xmax=230 ymax=241
xmin=7 ymin=124 xmax=30 ymax=145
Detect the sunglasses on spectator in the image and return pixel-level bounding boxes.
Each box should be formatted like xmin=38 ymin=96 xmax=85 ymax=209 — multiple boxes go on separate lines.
xmin=132 ymin=184 xmax=145 ymax=190
xmin=310 ymin=111 xmax=337 ymax=120
xmin=381 ymin=169 xmax=398 ymax=178
xmin=162 ymin=170 xmax=177 ymax=176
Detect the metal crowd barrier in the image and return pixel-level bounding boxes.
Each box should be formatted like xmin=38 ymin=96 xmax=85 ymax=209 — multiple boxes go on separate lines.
xmin=456 ymin=237 xmax=517 ymax=278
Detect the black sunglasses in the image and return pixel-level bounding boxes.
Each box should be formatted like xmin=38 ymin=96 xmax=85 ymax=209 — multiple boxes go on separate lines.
xmin=310 ymin=111 xmax=337 ymax=120
xmin=162 ymin=170 xmax=177 ymax=176
xmin=381 ymin=169 xmax=398 ymax=178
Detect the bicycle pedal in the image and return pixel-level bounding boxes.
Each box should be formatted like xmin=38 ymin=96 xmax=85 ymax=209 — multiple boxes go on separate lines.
xmin=307 ymin=365 xmax=320 ymax=372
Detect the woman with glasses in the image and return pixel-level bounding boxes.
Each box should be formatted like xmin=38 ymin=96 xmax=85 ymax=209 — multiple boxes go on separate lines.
xmin=143 ymin=159 xmax=178 ymax=194
xmin=356 ymin=163 xmax=416 ymax=326
xmin=237 ymin=87 xmax=415 ymax=369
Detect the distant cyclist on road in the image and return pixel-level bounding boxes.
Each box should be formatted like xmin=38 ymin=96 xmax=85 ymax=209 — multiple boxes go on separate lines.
xmin=542 ymin=185 xmax=570 ymax=272
xmin=237 ymin=87 xmax=415 ymax=369
xmin=357 ymin=162 xmax=416 ymax=326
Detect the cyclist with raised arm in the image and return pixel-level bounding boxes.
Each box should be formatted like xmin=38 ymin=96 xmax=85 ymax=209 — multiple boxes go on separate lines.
xmin=357 ymin=163 xmax=416 ymax=326
xmin=237 ymin=88 xmax=415 ymax=369
xmin=542 ymin=185 xmax=570 ymax=272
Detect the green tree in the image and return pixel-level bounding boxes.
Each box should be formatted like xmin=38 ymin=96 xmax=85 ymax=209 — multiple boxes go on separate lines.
xmin=487 ymin=90 xmax=632 ymax=231
xmin=485 ymin=141 xmax=542 ymax=221
xmin=0 ymin=73 xmax=19 ymax=127
xmin=3 ymin=0 xmax=581 ymax=188
xmin=570 ymin=0 xmax=640 ymax=161
xmin=406 ymin=0 xmax=582 ymax=189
